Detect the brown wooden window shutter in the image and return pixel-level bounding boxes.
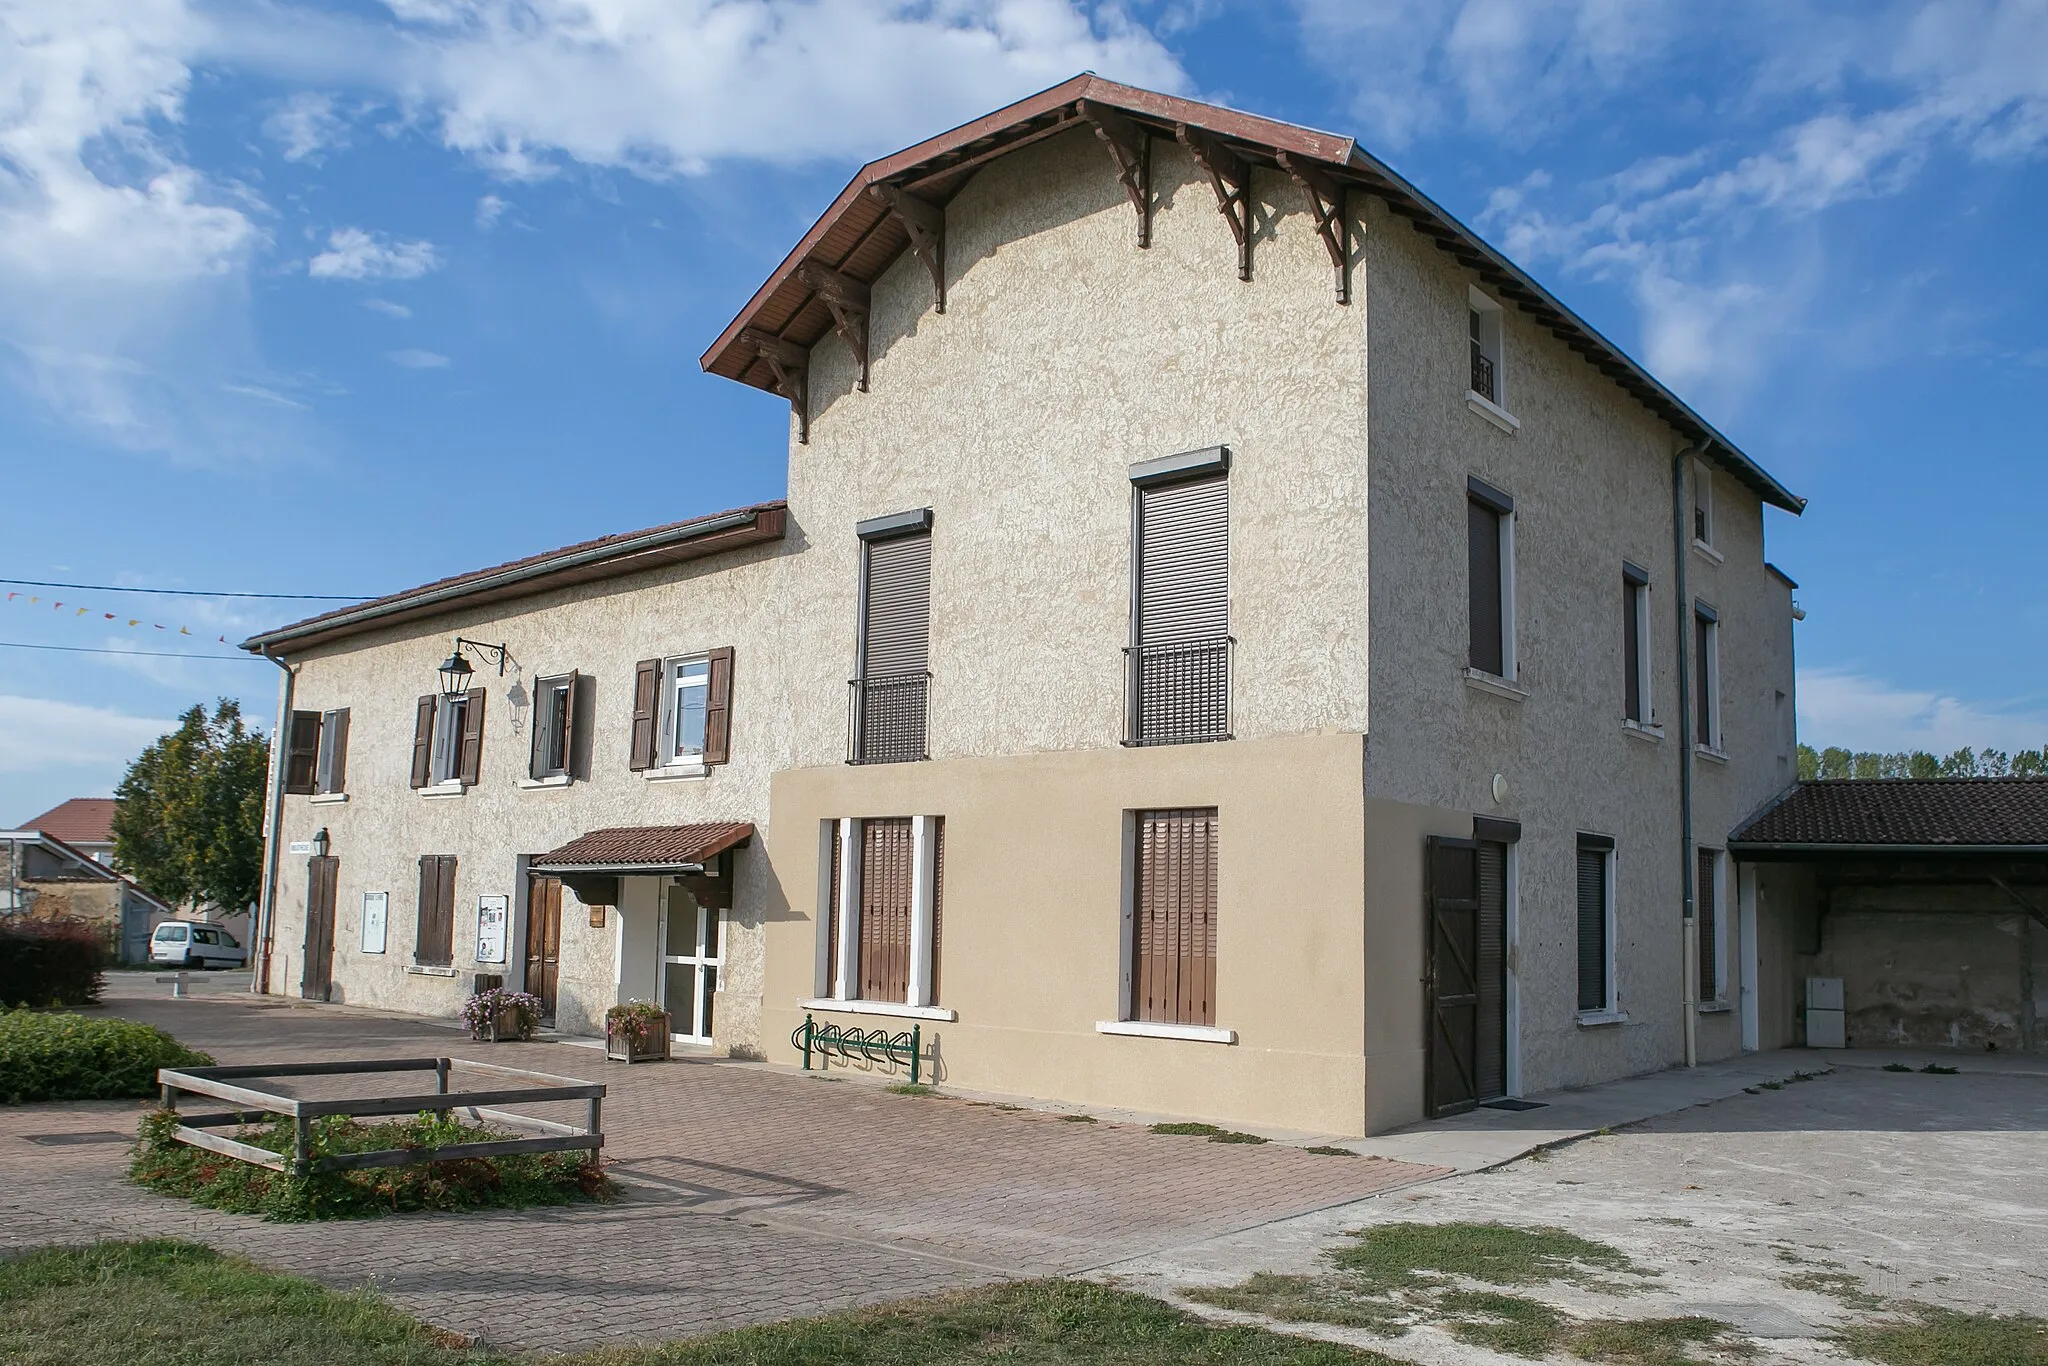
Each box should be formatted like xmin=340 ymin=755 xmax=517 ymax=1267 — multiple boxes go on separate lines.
xmin=284 ymin=711 xmax=321 ymax=794
xmin=703 ymin=647 xmax=734 ymax=765
xmin=629 ymin=658 xmax=660 ymax=771
xmin=858 ymin=817 xmax=915 ymax=1003
xmin=1131 ymin=808 xmax=1218 ymax=1027
xmin=318 ymin=708 xmax=350 ymax=794
xmin=409 ymin=696 xmax=435 ymax=789
xmin=415 ymin=854 xmax=456 ymax=966
xmin=456 ymin=687 xmax=486 ymax=785
xmin=560 ymin=671 xmax=581 ymax=778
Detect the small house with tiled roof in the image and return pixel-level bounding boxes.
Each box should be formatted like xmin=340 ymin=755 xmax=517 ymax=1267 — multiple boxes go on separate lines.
xmin=16 ymin=797 xmax=118 ymax=864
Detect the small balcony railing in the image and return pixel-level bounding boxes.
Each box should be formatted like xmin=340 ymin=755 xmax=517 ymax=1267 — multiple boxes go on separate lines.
xmin=1470 ymin=344 xmax=1496 ymax=403
xmin=1124 ymin=636 xmax=1232 ymax=746
xmin=848 ymin=671 xmax=930 ymax=764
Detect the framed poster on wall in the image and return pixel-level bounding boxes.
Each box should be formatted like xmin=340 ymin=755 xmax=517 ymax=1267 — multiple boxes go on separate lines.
xmin=360 ymin=892 xmax=388 ymax=954
xmin=476 ymin=894 xmax=510 ymax=965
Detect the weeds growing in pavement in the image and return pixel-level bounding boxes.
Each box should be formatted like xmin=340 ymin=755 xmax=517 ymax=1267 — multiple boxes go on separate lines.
xmin=1151 ymin=1121 xmax=1268 ymax=1144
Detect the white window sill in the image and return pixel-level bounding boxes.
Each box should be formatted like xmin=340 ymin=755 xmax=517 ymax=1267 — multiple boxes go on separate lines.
xmin=799 ymin=998 xmax=956 ymax=1023
xmin=1463 ymin=668 xmax=1529 ymax=701
xmin=1691 ymin=538 xmax=1725 ymax=565
xmin=1466 ymin=390 xmax=1521 ymax=434
xmin=1096 ymin=1019 xmax=1238 ymax=1045
xmin=405 ymin=964 xmax=458 ymax=977
xmin=309 ymin=792 xmax=349 ymax=805
xmin=419 ymin=783 xmax=466 ymax=800
xmin=1694 ymin=744 xmax=1729 ymax=765
xmin=1697 ymin=1001 xmax=1732 ymax=1014
xmin=1622 ymin=720 xmax=1663 ymax=743
xmin=518 ymin=774 xmax=572 ymax=790
xmin=645 ymin=763 xmax=708 ymax=783
xmin=1576 ymin=1009 xmax=1628 ymax=1028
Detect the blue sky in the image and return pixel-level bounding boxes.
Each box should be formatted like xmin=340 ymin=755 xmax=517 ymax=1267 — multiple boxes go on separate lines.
xmin=2 ymin=0 xmax=2046 ymax=820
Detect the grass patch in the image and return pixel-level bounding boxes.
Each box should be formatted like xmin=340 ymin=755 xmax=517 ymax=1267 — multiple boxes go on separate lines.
xmin=0 ymin=1011 xmax=213 ymax=1104
xmin=0 ymin=1241 xmax=1399 ymax=1366
xmin=129 ymin=1109 xmax=615 ymax=1221
xmin=1327 ymin=1222 xmax=1642 ymax=1294
xmin=1151 ymin=1121 xmax=1268 ymax=1144
xmin=1059 ymin=1112 xmax=1097 ymax=1122
xmin=1304 ymin=1146 xmax=1357 ymax=1157
xmin=885 ymin=1082 xmax=935 ymax=1096
xmin=1882 ymin=1063 xmax=1913 ymax=1072
xmin=1188 ymin=1272 xmax=1411 ymax=1334
xmin=1435 ymin=1288 xmax=1565 ymax=1357
xmin=1836 ymin=1304 xmax=2048 ymax=1365
xmin=1921 ymin=1063 xmax=1960 ymax=1074
xmin=1781 ymin=1269 xmax=1885 ymax=1310
xmin=1566 ymin=1315 xmax=1747 ymax=1364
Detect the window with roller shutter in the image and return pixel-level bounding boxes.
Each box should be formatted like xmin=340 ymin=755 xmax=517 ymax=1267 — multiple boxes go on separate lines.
xmin=1697 ymin=846 xmax=1724 ymax=1002
xmin=852 ymin=520 xmax=931 ymax=764
xmin=1576 ymin=834 xmax=1615 ymax=1014
xmin=1128 ymin=471 xmax=1230 ymax=745
xmin=1128 ymin=808 xmax=1219 ymax=1027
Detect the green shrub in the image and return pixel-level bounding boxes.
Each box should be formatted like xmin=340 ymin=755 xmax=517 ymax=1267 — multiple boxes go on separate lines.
xmin=130 ymin=1109 xmax=617 ymax=1222
xmin=0 ymin=1011 xmax=212 ymax=1104
xmin=0 ymin=921 xmax=106 ymax=1008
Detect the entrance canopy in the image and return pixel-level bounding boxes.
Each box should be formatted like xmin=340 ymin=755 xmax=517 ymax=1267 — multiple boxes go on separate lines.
xmin=531 ymin=823 xmax=752 ymax=907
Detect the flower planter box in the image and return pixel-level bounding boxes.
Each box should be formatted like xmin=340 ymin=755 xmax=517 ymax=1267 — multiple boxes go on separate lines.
xmin=477 ymin=1006 xmax=527 ymax=1043
xmin=606 ymin=1014 xmax=671 ymax=1063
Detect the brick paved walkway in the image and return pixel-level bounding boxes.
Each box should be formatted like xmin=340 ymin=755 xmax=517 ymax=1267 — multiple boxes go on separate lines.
xmin=1 ymin=983 xmax=1443 ymax=1353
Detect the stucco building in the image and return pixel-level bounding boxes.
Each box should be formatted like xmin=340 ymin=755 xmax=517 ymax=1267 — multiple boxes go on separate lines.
xmin=246 ymin=77 xmax=1805 ymax=1135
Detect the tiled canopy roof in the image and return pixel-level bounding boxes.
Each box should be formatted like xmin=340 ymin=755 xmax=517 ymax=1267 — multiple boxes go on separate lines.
xmin=17 ymin=797 xmax=117 ymax=845
xmin=1731 ymin=780 xmax=2048 ymax=851
xmin=531 ymin=823 xmax=754 ymax=871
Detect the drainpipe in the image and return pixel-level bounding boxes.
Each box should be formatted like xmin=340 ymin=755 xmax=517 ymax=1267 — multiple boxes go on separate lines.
xmin=1672 ymin=440 xmax=1707 ymax=1068
xmin=253 ymin=648 xmax=295 ymax=996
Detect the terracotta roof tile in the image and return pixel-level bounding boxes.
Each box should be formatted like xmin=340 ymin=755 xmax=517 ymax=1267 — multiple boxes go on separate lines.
xmin=1732 ymin=779 xmax=2048 ymax=849
xmin=17 ymin=798 xmax=117 ymax=845
xmin=531 ymin=823 xmax=753 ymax=870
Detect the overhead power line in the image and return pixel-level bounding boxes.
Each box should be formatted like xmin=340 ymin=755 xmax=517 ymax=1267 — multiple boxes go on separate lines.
xmin=0 ymin=577 xmax=369 ymax=601
xmin=0 ymin=641 xmax=260 ymax=662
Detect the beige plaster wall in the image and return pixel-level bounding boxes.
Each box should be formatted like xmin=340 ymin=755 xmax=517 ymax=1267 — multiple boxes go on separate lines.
xmin=762 ymin=731 xmax=1369 ymax=1135
xmin=1356 ymin=196 xmax=1799 ymax=1099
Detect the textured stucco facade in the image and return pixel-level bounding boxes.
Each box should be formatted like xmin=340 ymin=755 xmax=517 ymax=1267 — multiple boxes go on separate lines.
xmin=254 ymin=97 xmax=1802 ymax=1135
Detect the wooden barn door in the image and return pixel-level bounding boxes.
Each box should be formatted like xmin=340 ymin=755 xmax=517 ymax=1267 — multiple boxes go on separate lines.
xmin=525 ymin=874 xmax=563 ymax=1023
xmin=302 ymin=855 xmax=338 ymax=1002
xmin=1424 ymin=836 xmax=1481 ymax=1117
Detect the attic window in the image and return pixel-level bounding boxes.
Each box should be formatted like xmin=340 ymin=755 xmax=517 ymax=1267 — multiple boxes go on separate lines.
xmin=1468 ymin=288 xmax=1505 ymax=408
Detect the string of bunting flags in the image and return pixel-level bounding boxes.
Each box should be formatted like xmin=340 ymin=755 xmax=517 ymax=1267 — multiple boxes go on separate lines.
xmin=5 ymin=588 xmax=235 ymax=645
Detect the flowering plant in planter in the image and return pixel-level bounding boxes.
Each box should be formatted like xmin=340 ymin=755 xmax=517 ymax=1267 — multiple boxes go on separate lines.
xmin=460 ymin=988 xmax=545 ymax=1042
xmin=605 ymin=1000 xmax=670 ymax=1062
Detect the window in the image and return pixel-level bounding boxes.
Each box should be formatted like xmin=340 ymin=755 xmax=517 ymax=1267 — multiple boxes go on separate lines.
xmin=411 ymin=690 xmax=484 ymax=788
xmin=852 ymin=510 xmax=932 ymax=764
xmin=1468 ymin=288 xmax=1505 ymax=407
xmin=630 ymin=651 xmax=732 ymax=772
xmin=1694 ymin=603 xmax=1720 ymax=751
xmin=1127 ymin=808 xmax=1219 ymax=1027
xmin=821 ymin=816 xmax=943 ymax=1007
xmin=1129 ymin=449 xmax=1231 ymax=745
xmin=415 ymin=853 xmax=457 ymax=966
xmin=529 ymin=674 xmax=578 ymax=780
xmin=1467 ymin=477 xmax=1516 ymax=680
xmin=154 ymin=924 xmax=186 ymax=942
xmin=1692 ymin=460 xmax=1715 ymax=549
xmin=1623 ymin=565 xmax=1652 ymax=724
xmin=1697 ymin=846 xmax=1725 ymax=1003
xmin=283 ymin=709 xmax=347 ymax=795
xmin=1576 ymin=835 xmax=1615 ymax=1015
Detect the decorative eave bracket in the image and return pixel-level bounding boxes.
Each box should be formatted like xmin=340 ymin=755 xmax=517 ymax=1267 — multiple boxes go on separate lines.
xmin=740 ymin=328 xmax=809 ymax=444
xmin=869 ymin=183 xmax=945 ymax=314
xmin=1276 ymin=152 xmax=1351 ymax=305
xmin=796 ymin=262 xmax=871 ymax=391
xmin=1076 ymin=99 xmax=1151 ymax=248
xmin=1176 ymin=124 xmax=1253 ymax=281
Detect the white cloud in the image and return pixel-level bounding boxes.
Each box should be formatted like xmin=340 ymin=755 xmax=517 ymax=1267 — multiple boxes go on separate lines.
xmin=308 ymin=227 xmax=443 ymax=281
xmin=475 ymin=193 xmax=507 ymax=228
xmin=222 ymin=382 xmax=311 ymax=409
xmin=264 ymin=91 xmax=349 ymax=161
xmin=0 ymin=694 xmax=172 ymax=775
xmin=386 ymin=347 xmax=450 ymax=368
xmin=362 ymin=297 xmax=413 ymax=318
xmin=1798 ymin=668 xmax=2048 ymax=756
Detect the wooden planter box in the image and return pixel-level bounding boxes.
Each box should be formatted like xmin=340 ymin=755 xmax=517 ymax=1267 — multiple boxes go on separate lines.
xmin=606 ymin=1015 xmax=670 ymax=1063
xmin=476 ymin=1007 xmax=529 ymax=1043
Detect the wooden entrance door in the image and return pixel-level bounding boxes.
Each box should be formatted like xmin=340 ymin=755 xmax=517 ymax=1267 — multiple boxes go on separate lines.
xmin=1424 ymin=836 xmax=1481 ymax=1116
xmin=302 ymin=855 xmax=338 ymax=1002
xmin=525 ymin=874 xmax=563 ymax=1023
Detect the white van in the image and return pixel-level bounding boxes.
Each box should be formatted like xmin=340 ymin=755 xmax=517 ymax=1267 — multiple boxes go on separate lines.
xmin=150 ymin=921 xmax=247 ymax=969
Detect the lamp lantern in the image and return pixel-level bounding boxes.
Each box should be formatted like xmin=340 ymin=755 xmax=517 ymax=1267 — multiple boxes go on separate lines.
xmin=437 ymin=649 xmax=474 ymax=700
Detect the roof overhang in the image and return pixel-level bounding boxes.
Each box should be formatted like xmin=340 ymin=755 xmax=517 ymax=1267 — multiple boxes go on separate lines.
xmin=242 ymin=504 xmax=788 ymax=656
xmin=530 ymin=823 xmax=754 ymax=875
xmin=1729 ymin=841 xmax=2048 ymax=862
xmin=699 ymin=73 xmax=1802 ymax=515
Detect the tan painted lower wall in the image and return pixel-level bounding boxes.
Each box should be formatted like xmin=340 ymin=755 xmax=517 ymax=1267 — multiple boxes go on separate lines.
xmin=762 ymin=731 xmax=1370 ymax=1136
xmin=1361 ymin=796 xmax=1475 ymax=1134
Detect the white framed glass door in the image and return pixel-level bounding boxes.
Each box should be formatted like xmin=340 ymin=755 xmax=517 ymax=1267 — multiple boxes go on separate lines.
xmin=660 ymin=886 xmax=720 ymax=1042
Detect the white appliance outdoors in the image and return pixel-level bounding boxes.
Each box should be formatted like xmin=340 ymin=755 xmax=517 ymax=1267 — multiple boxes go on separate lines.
xmin=1805 ymin=976 xmax=1845 ymax=1048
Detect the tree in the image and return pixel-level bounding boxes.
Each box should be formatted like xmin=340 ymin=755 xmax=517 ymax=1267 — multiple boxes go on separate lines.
xmin=1796 ymin=741 xmax=2048 ymax=782
xmin=112 ymin=700 xmax=268 ymax=913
